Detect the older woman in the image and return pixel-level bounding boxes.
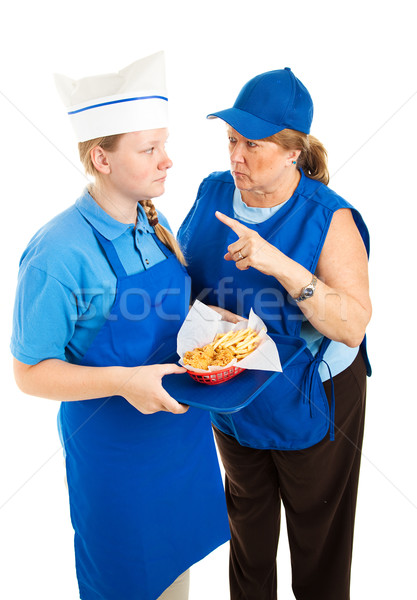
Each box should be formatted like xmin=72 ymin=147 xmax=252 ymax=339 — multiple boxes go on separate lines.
xmin=178 ymin=68 xmax=371 ymax=600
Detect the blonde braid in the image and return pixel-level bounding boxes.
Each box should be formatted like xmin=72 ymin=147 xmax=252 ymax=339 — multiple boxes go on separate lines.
xmin=141 ymin=199 xmax=159 ymax=227
xmin=140 ymin=200 xmax=187 ymax=266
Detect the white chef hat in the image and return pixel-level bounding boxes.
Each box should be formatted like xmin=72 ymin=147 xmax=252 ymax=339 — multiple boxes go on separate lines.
xmin=54 ymin=51 xmax=168 ymax=142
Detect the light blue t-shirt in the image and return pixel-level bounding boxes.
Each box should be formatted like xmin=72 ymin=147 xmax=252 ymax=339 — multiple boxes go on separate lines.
xmin=233 ymin=188 xmax=359 ymax=381
xmin=11 ymin=189 xmax=171 ymax=366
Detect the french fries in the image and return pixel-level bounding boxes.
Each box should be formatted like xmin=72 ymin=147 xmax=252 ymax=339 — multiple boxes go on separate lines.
xmin=183 ymin=327 xmax=262 ymax=370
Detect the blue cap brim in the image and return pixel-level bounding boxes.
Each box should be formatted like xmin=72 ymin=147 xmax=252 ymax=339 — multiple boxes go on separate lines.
xmin=207 ymin=107 xmax=285 ymax=140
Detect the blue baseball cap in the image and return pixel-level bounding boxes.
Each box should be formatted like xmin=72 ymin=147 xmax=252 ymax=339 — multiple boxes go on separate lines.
xmin=207 ymin=67 xmax=313 ymax=140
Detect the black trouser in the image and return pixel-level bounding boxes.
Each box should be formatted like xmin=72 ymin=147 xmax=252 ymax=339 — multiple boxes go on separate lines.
xmin=214 ymin=351 xmax=367 ymax=600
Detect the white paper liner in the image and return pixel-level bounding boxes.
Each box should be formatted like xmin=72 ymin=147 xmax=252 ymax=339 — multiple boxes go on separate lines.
xmin=177 ymin=300 xmax=282 ymax=373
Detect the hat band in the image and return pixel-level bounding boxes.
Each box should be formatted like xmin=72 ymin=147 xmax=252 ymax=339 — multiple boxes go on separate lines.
xmin=69 ymin=94 xmax=169 ymax=142
xmin=68 ymin=94 xmax=168 ymax=115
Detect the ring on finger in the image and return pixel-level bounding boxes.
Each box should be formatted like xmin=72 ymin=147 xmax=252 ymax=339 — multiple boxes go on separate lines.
xmin=237 ymin=251 xmax=244 ymax=260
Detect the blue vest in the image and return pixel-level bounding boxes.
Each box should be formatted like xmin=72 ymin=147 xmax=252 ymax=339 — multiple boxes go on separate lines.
xmin=178 ymin=170 xmax=370 ymax=450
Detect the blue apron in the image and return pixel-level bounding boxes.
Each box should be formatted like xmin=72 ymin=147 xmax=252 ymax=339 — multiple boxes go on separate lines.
xmin=178 ymin=170 xmax=371 ymax=451
xmin=58 ymin=222 xmax=230 ymax=600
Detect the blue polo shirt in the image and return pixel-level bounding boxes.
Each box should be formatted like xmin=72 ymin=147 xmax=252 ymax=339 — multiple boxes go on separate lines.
xmin=11 ymin=189 xmax=172 ymax=366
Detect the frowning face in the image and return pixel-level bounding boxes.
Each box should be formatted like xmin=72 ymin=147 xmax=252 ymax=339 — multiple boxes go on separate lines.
xmin=227 ymin=127 xmax=296 ymax=200
xmin=104 ymin=128 xmax=172 ymax=203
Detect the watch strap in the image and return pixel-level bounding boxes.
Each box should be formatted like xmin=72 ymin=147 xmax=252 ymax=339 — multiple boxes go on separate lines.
xmin=294 ymin=274 xmax=318 ymax=303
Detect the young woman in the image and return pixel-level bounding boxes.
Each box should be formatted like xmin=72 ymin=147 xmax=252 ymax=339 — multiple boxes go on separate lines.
xmin=11 ymin=52 xmax=229 ymax=600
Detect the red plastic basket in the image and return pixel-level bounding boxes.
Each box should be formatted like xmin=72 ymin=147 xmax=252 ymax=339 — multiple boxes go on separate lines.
xmin=186 ymin=365 xmax=245 ymax=385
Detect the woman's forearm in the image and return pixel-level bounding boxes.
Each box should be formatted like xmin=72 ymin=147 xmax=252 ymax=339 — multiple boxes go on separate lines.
xmin=218 ymin=208 xmax=372 ymax=347
xmin=272 ymin=255 xmax=371 ymax=347
xmin=13 ymin=358 xmax=188 ymax=414
xmin=14 ymin=358 xmax=125 ymax=401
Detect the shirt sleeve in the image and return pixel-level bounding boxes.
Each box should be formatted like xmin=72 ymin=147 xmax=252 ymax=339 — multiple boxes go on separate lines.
xmin=10 ymin=264 xmax=78 ymax=365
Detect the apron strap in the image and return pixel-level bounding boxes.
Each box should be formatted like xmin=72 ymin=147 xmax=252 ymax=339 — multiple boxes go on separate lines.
xmin=92 ymin=229 xmax=127 ymax=279
xmin=317 ymin=335 xmax=332 ymax=359
xmin=302 ymin=336 xmax=335 ymax=441
xmin=151 ymin=232 xmax=173 ymax=258
xmin=317 ymin=337 xmax=335 ymax=440
xmin=78 ymin=210 xmax=128 ymax=279
xmin=321 ymin=359 xmax=335 ymax=441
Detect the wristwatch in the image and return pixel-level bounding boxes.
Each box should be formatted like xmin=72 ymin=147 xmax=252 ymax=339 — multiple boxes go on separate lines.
xmin=294 ymin=275 xmax=318 ymax=303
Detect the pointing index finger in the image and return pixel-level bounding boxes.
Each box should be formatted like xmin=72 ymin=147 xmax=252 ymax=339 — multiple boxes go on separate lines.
xmin=215 ymin=211 xmax=248 ymax=236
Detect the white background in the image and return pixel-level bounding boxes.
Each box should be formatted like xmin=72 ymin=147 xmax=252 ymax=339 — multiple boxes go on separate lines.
xmin=1 ymin=1 xmax=416 ymax=598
